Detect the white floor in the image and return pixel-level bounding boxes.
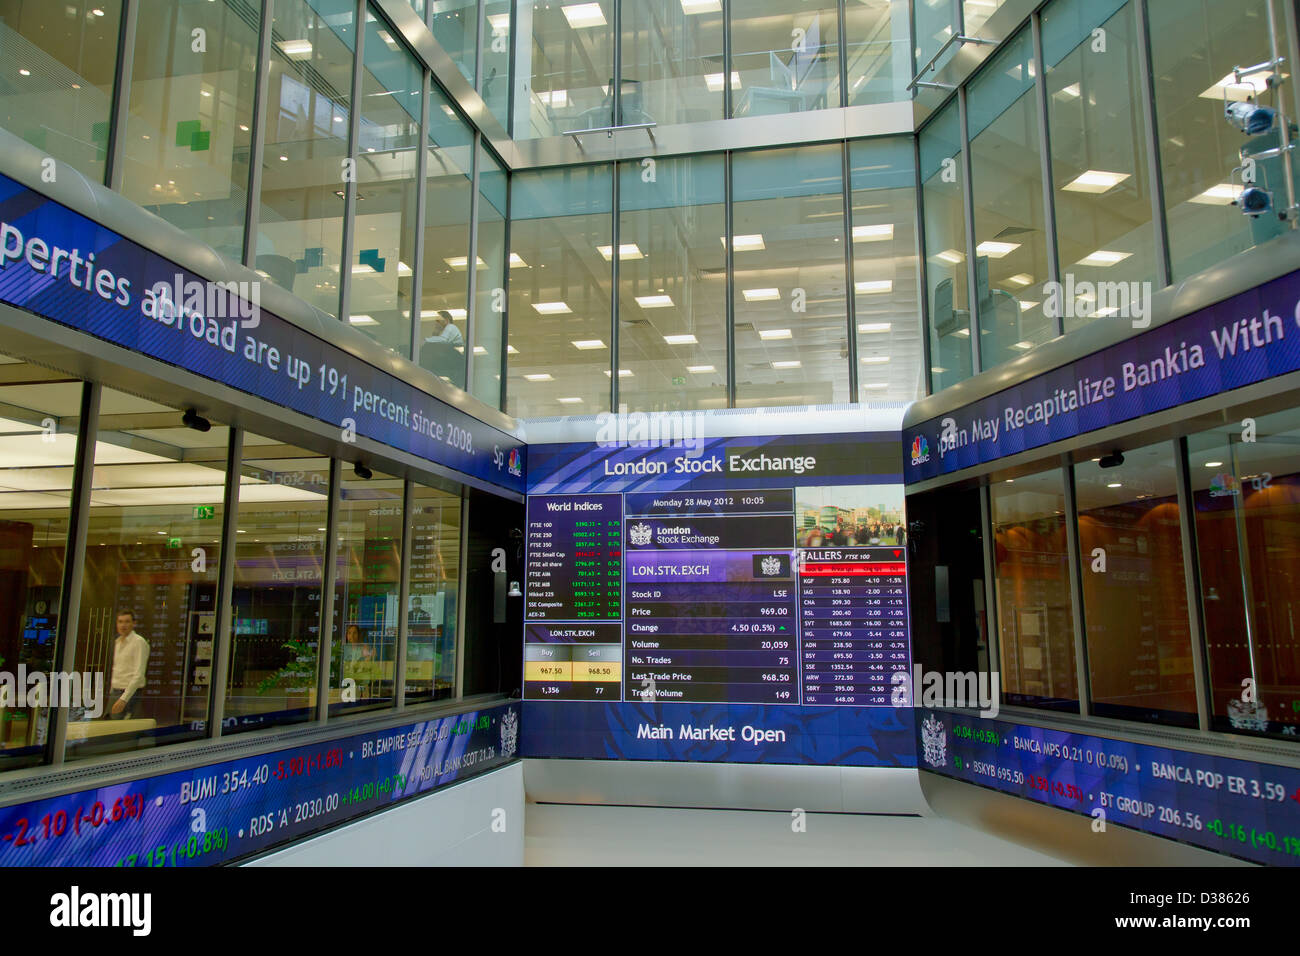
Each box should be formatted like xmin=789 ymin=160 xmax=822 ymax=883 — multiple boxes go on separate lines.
xmin=524 ymin=803 xmax=1071 ymax=866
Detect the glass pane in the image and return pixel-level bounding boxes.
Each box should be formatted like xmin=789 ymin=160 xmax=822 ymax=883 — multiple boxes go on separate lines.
xmin=224 ymin=436 xmax=330 ymax=733
xmin=406 ymin=483 xmax=460 ymax=702
xmin=471 ymin=143 xmax=508 ymax=409
xmin=255 ymin=0 xmax=356 ymax=317
xmin=481 ymin=0 xmax=512 ymax=129
xmin=0 ymin=357 xmax=79 ymax=768
xmin=350 ymin=7 xmax=422 ymax=357
xmin=1188 ymin=411 xmax=1300 ymax=739
xmin=849 ymin=137 xmax=922 ymax=402
xmin=920 ymin=101 xmax=972 ymax=391
xmin=416 ymin=83 xmax=474 ymax=387
xmin=120 ymin=0 xmax=259 ymax=258
xmin=1074 ymin=442 xmax=1197 ymax=727
xmin=1149 ymin=0 xmax=1291 ymax=281
xmin=845 ymin=0 xmax=911 ymax=107
xmin=1043 ymin=0 xmax=1154 ymax=334
xmin=731 ymin=2 xmax=840 ymax=117
xmin=967 ymin=28 xmax=1051 ymax=370
xmin=963 ymin=0 xmax=1009 ymax=35
xmin=518 ymin=0 xmax=614 ymax=138
xmin=991 ymin=467 xmax=1078 ymax=711
xmin=69 ymin=389 xmax=228 ymax=760
xmin=507 ymin=165 xmax=614 ymax=417
xmin=0 ymin=0 xmax=122 ymax=183
xmin=329 ymin=466 xmax=403 ymax=716
xmin=620 ymin=0 xmax=724 ymax=126
xmin=430 ymin=0 xmax=478 ymax=84
xmin=914 ymin=0 xmax=959 ymax=80
xmin=733 ymin=144 xmax=849 ymax=407
xmin=617 ymin=153 xmax=727 ymax=411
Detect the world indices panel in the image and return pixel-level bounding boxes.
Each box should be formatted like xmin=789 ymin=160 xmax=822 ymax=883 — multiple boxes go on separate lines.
xmin=520 ymin=431 xmax=916 ymax=766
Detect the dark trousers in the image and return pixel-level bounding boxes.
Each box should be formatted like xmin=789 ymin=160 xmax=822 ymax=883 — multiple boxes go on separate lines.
xmin=106 ymin=689 xmax=133 ymax=720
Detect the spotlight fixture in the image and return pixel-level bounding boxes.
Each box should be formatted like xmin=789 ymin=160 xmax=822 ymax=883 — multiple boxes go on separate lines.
xmin=181 ymin=408 xmax=211 ymax=432
xmin=1235 ymin=185 xmax=1274 ymax=217
xmin=353 ymin=462 xmax=373 ymax=480
xmin=1098 ymin=450 xmax=1125 ymax=469
xmin=1224 ymin=101 xmax=1276 ymax=135
xmin=507 ymin=581 xmax=522 ymax=598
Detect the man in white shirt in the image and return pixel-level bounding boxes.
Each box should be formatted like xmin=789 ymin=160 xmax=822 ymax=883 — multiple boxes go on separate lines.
xmin=425 ymin=312 xmax=464 ymax=347
xmin=107 ymin=611 xmax=150 ymax=719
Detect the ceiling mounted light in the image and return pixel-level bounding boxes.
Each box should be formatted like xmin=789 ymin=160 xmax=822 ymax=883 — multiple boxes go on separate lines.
xmin=681 ymin=0 xmax=721 ymax=12
xmin=976 ymin=241 xmax=1020 ymax=258
xmin=523 ymin=373 xmax=553 ymax=382
xmin=532 ymin=301 xmax=571 ymax=314
xmin=852 ymin=223 xmax=894 ymax=242
xmin=743 ymin=288 xmax=781 ymax=302
xmin=704 ymin=71 xmax=741 ymax=92
xmin=772 ymin=360 xmax=802 ymax=369
xmin=348 ymin=314 xmax=378 ymax=326
xmin=562 ymin=3 xmax=607 ymax=28
xmin=278 ymin=39 xmax=313 ymax=59
xmin=687 ymin=365 xmax=715 ymax=373
xmin=557 ymin=396 xmax=584 ymax=404
xmin=597 ymin=243 xmax=643 ymax=260
xmin=662 ymin=333 xmax=698 ymax=344
xmin=1063 ymin=169 xmax=1131 ymax=194
xmin=637 ymin=295 xmax=674 ymax=309
xmin=860 ymin=356 xmax=890 ymax=364
xmin=182 ymin=408 xmax=211 ymax=432
xmin=1077 ymin=249 xmax=1131 ymax=268
xmin=858 ymin=322 xmax=891 ymax=333
xmin=723 ymin=234 xmax=765 ymax=252
xmin=571 ymin=339 xmax=607 ymax=350
xmin=934 ymin=248 xmax=965 ymax=264
xmin=759 ymin=328 xmax=792 ymax=340
xmin=1189 ymin=184 xmax=1239 ymax=205
xmin=855 ymin=279 xmax=893 ymax=294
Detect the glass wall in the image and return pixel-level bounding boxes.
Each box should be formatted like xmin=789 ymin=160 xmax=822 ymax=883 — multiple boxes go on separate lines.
xmin=329 ymin=466 xmax=404 ymax=716
xmin=517 ymin=0 xmax=615 ymax=139
xmin=406 ymin=482 xmax=460 ymax=702
xmin=914 ymin=0 xmax=960 ymax=80
xmin=620 ymin=0 xmax=724 ymax=126
xmin=0 ymin=0 xmax=122 ymax=184
xmin=120 ymin=0 xmax=259 ymax=256
xmin=1074 ymin=442 xmax=1197 ymax=727
xmin=0 ymin=355 xmax=80 ymax=767
xmin=349 ymin=7 xmax=423 ymax=357
xmin=920 ymin=101 xmax=972 ymax=392
xmin=225 ymin=435 xmax=329 ymax=733
xmin=255 ymin=0 xmax=356 ymax=318
xmin=481 ymin=0 xmax=512 ymax=128
xmin=730 ymin=2 xmax=841 ymax=118
xmin=617 ymin=153 xmax=727 ymax=410
xmin=991 ymin=468 xmax=1077 ymax=711
xmin=1042 ymin=0 xmax=1154 ymax=333
xmin=967 ymin=28 xmax=1050 ymax=369
xmin=507 ymin=164 xmax=614 ymax=417
xmin=471 ymin=143 xmax=508 ymax=409
xmin=430 ymin=0 xmax=478 ymax=84
xmin=733 ymin=144 xmax=850 ymax=407
xmin=849 ymin=137 xmax=921 ymax=403
xmin=845 ymin=0 xmax=911 ymax=107
xmin=1189 ymin=412 xmax=1300 ymax=739
xmin=71 ymin=387 xmax=228 ymax=760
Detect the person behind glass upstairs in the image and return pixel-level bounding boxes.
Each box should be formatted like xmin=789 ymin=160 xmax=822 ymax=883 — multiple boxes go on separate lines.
xmin=106 ymin=610 xmax=150 ymax=720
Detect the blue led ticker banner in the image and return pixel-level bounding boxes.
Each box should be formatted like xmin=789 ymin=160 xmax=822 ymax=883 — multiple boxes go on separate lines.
xmin=522 ymin=431 xmax=917 ymax=767
xmin=903 ymin=267 xmax=1300 ymax=483
xmin=0 ymin=173 xmax=524 ymax=493
xmin=916 ymin=708 xmax=1300 ymax=865
xmin=0 ymin=702 xmax=518 ymax=866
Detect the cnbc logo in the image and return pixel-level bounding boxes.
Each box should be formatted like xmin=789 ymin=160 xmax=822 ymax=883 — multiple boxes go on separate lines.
xmin=1209 ymin=472 xmax=1240 ymax=497
xmin=910 ymin=435 xmax=930 ymax=466
xmin=507 ymin=447 xmax=522 ymax=477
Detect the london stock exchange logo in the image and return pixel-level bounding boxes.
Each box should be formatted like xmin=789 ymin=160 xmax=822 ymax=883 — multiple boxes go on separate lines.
xmin=760 ymin=555 xmax=782 ymax=577
xmin=921 ymin=714 xmax=947 ymax=769
xmin=499 ymin=709 xmax=518 ymax=758
xmin=629 ymin=522 xmax=654 ymax=546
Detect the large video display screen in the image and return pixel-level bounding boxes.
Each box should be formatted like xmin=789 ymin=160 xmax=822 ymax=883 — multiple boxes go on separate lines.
xmin=520 ymin=431 xmax=915 ymax=766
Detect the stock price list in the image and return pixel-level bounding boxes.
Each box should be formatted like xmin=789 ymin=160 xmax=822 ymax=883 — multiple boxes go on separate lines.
xmin=799 ymin=547 xmax=909 ymax=705
xmin=525 ymin=494 xmax=622 ymax=621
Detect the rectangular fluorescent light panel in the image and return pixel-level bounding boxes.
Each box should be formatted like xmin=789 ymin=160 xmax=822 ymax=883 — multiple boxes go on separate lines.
xmin=759 ymin=328 xmax=792 ymax=340
xmin=597 ymin=243 xmax=644 ymax=260
xmin=704 ymin=72 xmax=741 ymax=92
xmin=858 ymin=322 xmax=891 ymax=333
xmin=772 ymin=360 xmax=802 ymax=369
xmin=562 ymin=3 xmax=607 ymax=28
xmin=743 ymin=288 xmax=781 ymax=302
xmin=852 ymin=223 xmax=894 ymax=242
xmin=855 ymin=280 xmax=893 ymax=294
xmin=1062 ymin=170 xmax=1130 ymax=194
xmin=1076 ymin=249 xmax=1131 ymax=267
xmin=571 ymin=339 xmax=607 ymax=350
xmin=662 ymin=333 xmax=698 ymax=344
xmin=532 ymin=301 xmax=572 ymax=314
xmin=723 ymin=234 xmax=765 ymax=251
xmin=523 ymin=373 xmax=553 ymax=382
xmin=976 ymin=241 xmax=1020 ymax=258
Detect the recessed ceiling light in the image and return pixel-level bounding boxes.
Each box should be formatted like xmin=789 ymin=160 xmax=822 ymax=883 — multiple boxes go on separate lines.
xmin=562 ymin=3 xmax=607 ymax=29
xmin=860 ymin=382 xmax=890 ymax=390
xmin=772 ymin=360 xmax=802 ymax=369
xmin=1199 ymin=70 xmax=1282 ymax=101
xmin=935 ymin=248 xmax=965 ymax=264
xmin=1190 ymin=184 xmax=1239 ymax=205
xmin=532 ymin=301 xmax=572 ymax=314
xmin=976 ymin=241 xmax=1020 ymax=258
xmin=419 ymin=309 xmax=467 ymax=319
xmin=759 ymin=328 xmax=792 ymax=340
xmin=636 ymin=295 xmax=674 ymax=309
xmin=556 ymin=396 xmax=584 ymax=404
xmin=860 ymin=356 xmax=890 ymax=364
xmin=473 ymin=346 xmax=488 ymax=354
xmin=1205 ymin=461 xmax=1223 ymax=467
xmin=855 ymin=279 xmax=893 ymax=294
xmin=1077 ymin=249 xmax=1131 ymax=267
xmin=681 ymin=0 xmax=721 ymax=12
xmin=723 ymin=234 xmax=765 ymax=252
xmin=349 ymin=314 xmax=378 ymax=326
xmin=852 ymin=223 xmax=894 ymax=242
xmin=571 ymin=339 xmax=607 ymax=350
xmin=663 ymin=333 xmax=698 ymax=344
xmin=687 ymin=365 xmax=715 ymax=373
xmin=278 ymin=39 xmax=313 ymax=59
xmin=603 ymin=368 xmax=634 ymax=377
xmin=704 ymin=71 xmax=741 ymax=92
xmin=596 ymin=243 xmax=643 ymax=260
xmin=523 ymin=373 xmax=553 ymax=382
xmin=858 ymin=322 xmax=891 ymax=333
xmin=509 ymin=253 xmax=529 ymax=268
xmin=1011 ymin=340 xmax=1034 ymax=350
xmin=1018 ymin=300 xmax=1040 ymax=312
xmin=507 ymin=345 xmax=519 ymax=354
xmin=1063 ymin=170 xmax=1131 ymax=194
xmin=445 ymin=255 xmax=487 ymax=270
xmin=488 ymin=14 xmax=510 ymax=31
xmin=18 ymin=69 xmax=30 ymax=77
xmin=1005 ymin=273 xmax=1033 ymax=287
xmin=537 ymin=89 xmax=568 ymax=108
xmin=743 ymin=288 xmax=781 ymax=302
xmin=1053 ymin=82 xmax=1080 ymax=99
xmin=1107 ymin=482 xmax=1122 ymax=488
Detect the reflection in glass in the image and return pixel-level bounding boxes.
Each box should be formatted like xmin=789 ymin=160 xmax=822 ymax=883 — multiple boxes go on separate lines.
xmin=430 ymin=0 xmax=478 ymax=84
xmin=967 ymin=28 xmax=1050 ymax=370
xmin=507 ymin=165 xmax=614 ymax=416
xmin=70 ymin=388 xmax=228 ymax=760
xmin=0 ymin=356 xmax=78 ymax=768
xmin=224 ymin=436 xmax=329 ymax=733
xmin=913 ymin=0 xmax=959 ymax=80
xmin=617 ymin=154 xmax=727 ymax=410
xmin=730 ymin=2 xmax=840 ymax=117
xmin=991 ymin=468 xmax=1078 ymax=711
xmin=329 ymin=468 xmax=403 ymax=716
xmin=0 ymin=0 xmax=122 ymax=183
xmin=732 ymin=144 xmax=849 ymax=407
xmin=406 ymin=484 xmax=460 ymax=702
xmin=920 ymin=102 xmax=972 ymax=391
xmin=1074 ymin=443 xmax=1197 ymax=727
xmin=121 ymin=0 xmax=258 ymax=256
xmin=849 ymin=137 xmax=922 ymax=402
xmin=845 ymin=0 xmax=911 ymax=107
xmin=471 ymin=144 xmax=508 ymax=409
xmin=620 ymin=0 xmax=724 ymax=126
xmin=517 ymin=1 xmax=614 ymax=138
xmin=481 ymin=0 xmax=512 ymax=129
xmin=1189 ymin=412 xmax=1300 ymax=739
